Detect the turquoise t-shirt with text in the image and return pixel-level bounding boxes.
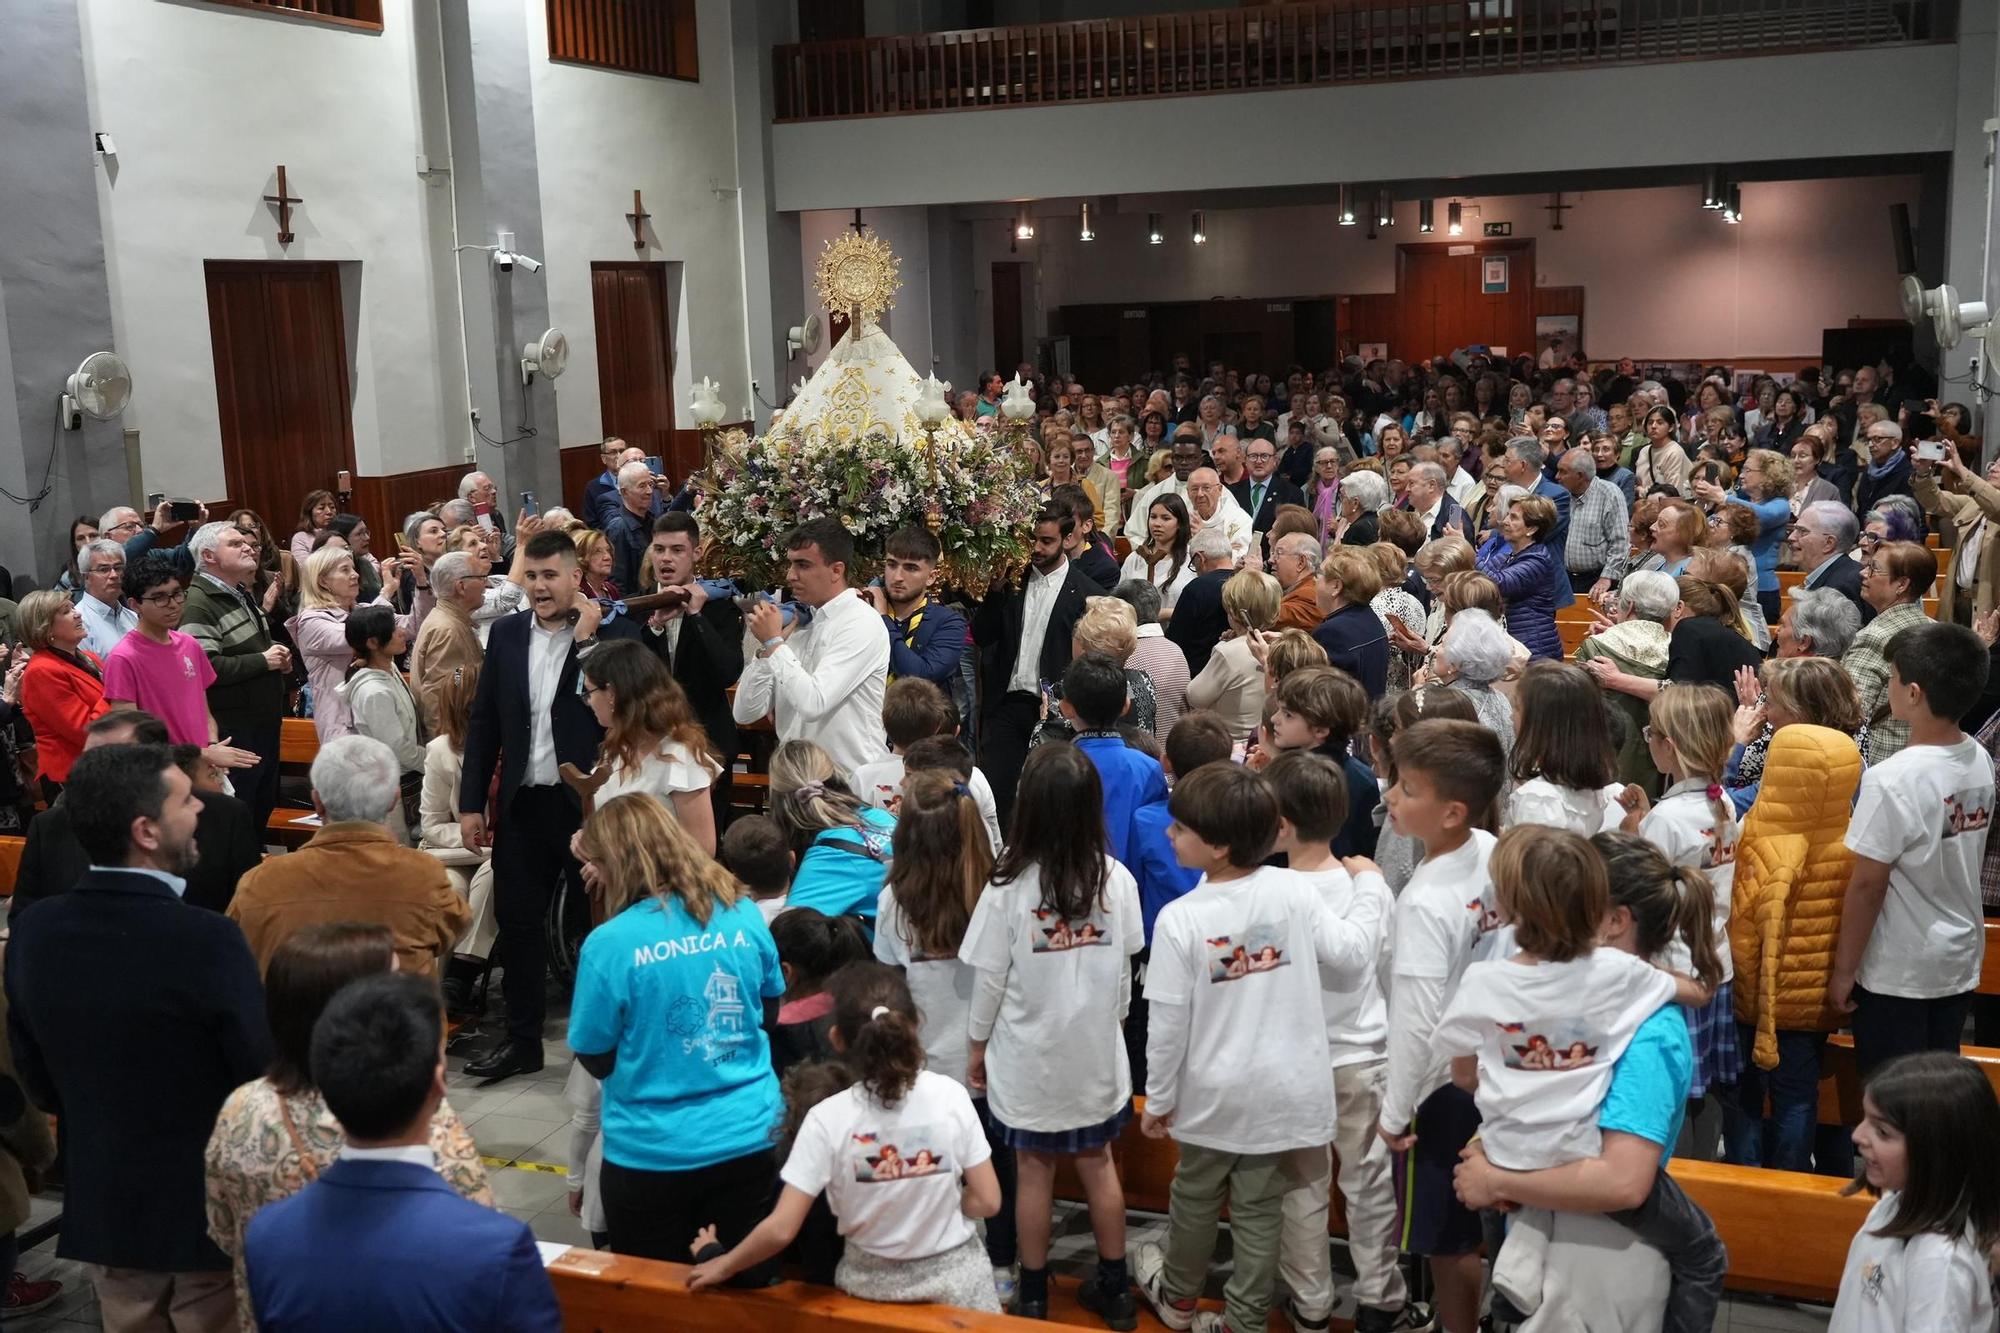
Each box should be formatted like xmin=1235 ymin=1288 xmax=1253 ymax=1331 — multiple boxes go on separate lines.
xmin=569 ymin=894 xmax=785 ymax=1172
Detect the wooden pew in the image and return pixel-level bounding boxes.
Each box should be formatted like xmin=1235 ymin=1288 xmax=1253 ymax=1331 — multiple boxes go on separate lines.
xmin=279 ymin=717 xmax=319 ymax=771
xmin=1820 ymin=1034 xmax=2000 ymax=1128
xmin=0 ymin=836 xmax=23 ymax=898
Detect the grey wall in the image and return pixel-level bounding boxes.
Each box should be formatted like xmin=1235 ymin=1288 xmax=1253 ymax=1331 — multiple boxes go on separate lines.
xmin=772 ymin=45 xmax=1961 ymax=212
xmin=0 ymin=0 xmax=126 ymax=583
xmin=735 ymin=0 xmax=804 ymax=419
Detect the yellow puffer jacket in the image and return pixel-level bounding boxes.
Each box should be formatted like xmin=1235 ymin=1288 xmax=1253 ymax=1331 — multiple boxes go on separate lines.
xmin=1730 ymin=724 xmax=1864 ymax=1069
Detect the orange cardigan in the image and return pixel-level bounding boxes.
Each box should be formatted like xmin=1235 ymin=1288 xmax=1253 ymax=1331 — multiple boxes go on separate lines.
xmin=20 ymin=649 xmax=109 ymax=782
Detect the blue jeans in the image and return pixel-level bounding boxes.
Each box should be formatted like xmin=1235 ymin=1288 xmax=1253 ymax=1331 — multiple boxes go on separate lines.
xmin=1721 ymin=1025 xmax=1824 ymax=1173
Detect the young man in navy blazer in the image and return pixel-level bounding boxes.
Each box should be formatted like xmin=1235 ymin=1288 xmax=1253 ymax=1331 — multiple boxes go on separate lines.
xmin=457 ymin=528 xmax=640 ymax=1083
xmin=245 ymin=973 xmax=561 ymax=1332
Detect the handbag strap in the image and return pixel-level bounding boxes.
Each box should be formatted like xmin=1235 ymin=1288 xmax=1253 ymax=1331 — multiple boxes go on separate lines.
xmin=276 ymin=1093 xmax=321 ymax=1182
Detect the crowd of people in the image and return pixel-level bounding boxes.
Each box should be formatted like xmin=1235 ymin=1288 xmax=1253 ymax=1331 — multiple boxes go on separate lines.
xmin=0 ymin=347 xmax=1994 ymax=1333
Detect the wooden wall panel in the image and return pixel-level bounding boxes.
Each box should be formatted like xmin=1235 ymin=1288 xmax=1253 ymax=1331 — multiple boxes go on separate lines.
xmin=1394 ymin=240 xmax=1535 ymax=363
xmin=205 ymin=261 xmax=356 ymax=545
xmin=347 ymin=464 xmax=466 ymax=555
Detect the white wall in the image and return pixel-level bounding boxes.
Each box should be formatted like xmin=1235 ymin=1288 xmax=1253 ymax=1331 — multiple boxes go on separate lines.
xmin=933 ymin=176 xmax=1923 ymax=372
xmin=530 ymin=0 xmax=753 ymax=432
xmin=78 ymin=0 xmax=456 ymax=498
xmin=772 ymin=45 xmax=1959 ymax=212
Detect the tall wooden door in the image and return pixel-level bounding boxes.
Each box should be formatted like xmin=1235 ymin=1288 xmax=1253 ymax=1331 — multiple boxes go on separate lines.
xmin=205 ymin=261 xmax=354 ymax=527
xmin=991 ymin=262 xmax=1024 ymax=375
xmin=1394 ymin=241 xmax=1535 ymax=363
xmin=590 ymin=263 xmax=679 ymax=477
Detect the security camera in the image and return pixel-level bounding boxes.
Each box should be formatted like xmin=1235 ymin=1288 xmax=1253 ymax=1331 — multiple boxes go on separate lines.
xmin=492 ymin=249 xmax=542 ymax=274
xmin=514 ymin=253 xmax=543 ymax=273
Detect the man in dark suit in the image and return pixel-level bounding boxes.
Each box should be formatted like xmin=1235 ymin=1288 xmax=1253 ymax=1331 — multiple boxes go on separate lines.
xmin=7 ymin=743 xmax=269 ymax=1328
xmin=1402 ymin=460 xmax=1473 ymax=543
xmin=458 ymin=529 xmax=641 ymax=1083
xmin=1229 ymin=439 xmax=1307 ymax=545
xmin=579 ymin=436 xmax=627 ymax=530
xmin=1791 ymin=500 xmax=1872 ymax=621
xmin=245 ymin=973 xmax=561 ymax=1332
xmin=639 ymin=512 xmax=745 ymax=823
xmin=12 ymin=713 xmax=261 ymax=921
xmin=1163 ymin=530 xmax=1237 ymax=678
xmin=973 ymin=505 xmax=1105 ymax=824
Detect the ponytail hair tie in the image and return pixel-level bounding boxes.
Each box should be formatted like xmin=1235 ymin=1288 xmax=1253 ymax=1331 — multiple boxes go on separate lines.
xmin=869 ymin=1005 xmax=890 ymax=1022
xmin=792 ymin=779 xmax=827 ymax=801
xmin=1705 ymin=783 xmax=1723 ymax=801
xmin=951 ymin=780 xmax=971 ymax=799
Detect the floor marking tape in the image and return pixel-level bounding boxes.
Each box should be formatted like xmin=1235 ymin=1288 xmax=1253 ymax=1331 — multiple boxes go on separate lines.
xmin=480 ymin=1154 xmax=569 ymax=1176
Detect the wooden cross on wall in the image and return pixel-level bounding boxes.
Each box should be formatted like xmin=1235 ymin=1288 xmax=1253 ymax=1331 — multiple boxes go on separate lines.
xmin=849 ymin=208 xmax=866 ymax=235
xmin=1543 ymin=192 xmax=1572 ymax=231
xmin=263 ymin=165 xmax=302 ymax=245
xmin=626 ymin=190 xmax=650 ymax=251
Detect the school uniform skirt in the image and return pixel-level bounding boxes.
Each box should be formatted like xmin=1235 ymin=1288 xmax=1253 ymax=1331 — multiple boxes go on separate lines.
xmin=993 ymin=1102 xmax=1132 ymax=1154
xmin=1684 ymin=981 xmax=1741 ymax=1099
xmin=837 ymin=1233 xmax=1002 ymax=1312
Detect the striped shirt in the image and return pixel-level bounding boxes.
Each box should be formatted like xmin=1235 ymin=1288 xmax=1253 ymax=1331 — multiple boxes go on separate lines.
xmin=1564 ymin=477 xmax=1632 ymax=580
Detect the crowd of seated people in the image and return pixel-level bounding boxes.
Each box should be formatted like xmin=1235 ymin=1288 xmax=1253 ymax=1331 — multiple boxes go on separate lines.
xmin=0 ymin=348 xmax=1991 ymax=1333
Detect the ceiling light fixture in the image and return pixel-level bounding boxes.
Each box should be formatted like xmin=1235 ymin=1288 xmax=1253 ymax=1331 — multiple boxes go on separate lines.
xmin=1147 ymin=212 xmax=1164 ymax=244
xmin=1722 ymin=183 xmax=1742 ymax=224
xmin=1702 ymin=166 xmax=1724 ymax=210
xmin=1191 ymin=210 xmax=1206 ymax=245
xmin=1079 ymin=201 xmax=1094 ymax=242
xmin=1419 ymin=199 xmax=1434 ymax=233
xmin=1014 ymin=207 xmax=1035 ymax=240
xmin=1448 ymin=201 xmax=1463 ymax=236
xmin=1337 ymin=185 xmax=1356 ymax=226
xmin=1375 ymin=189 xmax=1394 ymax=229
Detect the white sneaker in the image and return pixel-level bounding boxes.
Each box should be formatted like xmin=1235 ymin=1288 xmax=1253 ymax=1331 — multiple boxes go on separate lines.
xmin=1132 ymin=1241 xmax=1198 ymax=1332
xmin=1189 ymin=1314 xmax=1233 ymax=1333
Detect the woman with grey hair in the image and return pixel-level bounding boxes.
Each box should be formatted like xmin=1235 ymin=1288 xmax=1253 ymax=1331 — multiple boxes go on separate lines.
xmin=1723 ymin=587 xmax=1866 ymax=813
xmin=1574 ymin=570 xmax=1679 ymax=789
xmin=1332 ymin=469 xmax=1390 ymax=547
xmin=1112 ymin=579 xmax=1190 ymax=741
xmin=1428 ymin=607 xmax=1517 ymax=763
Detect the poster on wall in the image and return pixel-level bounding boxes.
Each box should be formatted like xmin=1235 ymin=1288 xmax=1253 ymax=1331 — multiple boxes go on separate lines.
xmin=1536 ymin=314 xmax=1580 ymax=369
xmin=1482 ymin=256 xmax=1510 ymax=294
xmin=1359 ymin=342 xmax=1388 ymax=363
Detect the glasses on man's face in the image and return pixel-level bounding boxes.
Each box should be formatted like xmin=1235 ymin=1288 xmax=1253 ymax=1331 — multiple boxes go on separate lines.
xmin=141 ymin=589 xmax=188 ymax=606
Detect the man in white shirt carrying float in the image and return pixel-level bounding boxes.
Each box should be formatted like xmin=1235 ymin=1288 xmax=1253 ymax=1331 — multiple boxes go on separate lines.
xmin=733 ymin=518 xmax=890 ymax=779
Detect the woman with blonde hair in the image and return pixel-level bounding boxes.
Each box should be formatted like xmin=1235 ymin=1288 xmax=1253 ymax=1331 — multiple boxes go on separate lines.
xmin=1033 ymin=596 xmax=1158 ymax=744
xmin=13 ymin=589 xmax=108 ymax=798
xmin=1699 ymin=447 xmax=1793 ymax=624
xmin=1186 ymin=570 xmax=1279 ymax=739
xmin=569 ymin=793 xmax=786 ymax=1270
xmin=1367 ymin=539 xmax=1426 ymax=693
xmin=769 ymin=739 xmax=897 ymax=925
xmin=290 ymin=545 xmax=407 ymax=741
xmin=577 ymin=639 xmax=721 ymax=854
xmin=573 ymin=527 xmax=619 ymax=602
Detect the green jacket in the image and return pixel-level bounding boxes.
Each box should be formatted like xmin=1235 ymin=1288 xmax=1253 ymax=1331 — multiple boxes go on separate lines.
xmin=179 ymin=574 xmax=285 ymax=737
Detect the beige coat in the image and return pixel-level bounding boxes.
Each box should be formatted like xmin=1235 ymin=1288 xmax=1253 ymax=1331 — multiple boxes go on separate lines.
xmin=408 ymin=597 xmax=482 ymax=736
xmin=1912 ymin=469 xmax=2000 ymax=624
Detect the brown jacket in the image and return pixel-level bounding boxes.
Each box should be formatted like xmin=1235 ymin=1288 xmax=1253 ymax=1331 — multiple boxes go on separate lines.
xmin=1277 ymin=577 xmax=1322 ymax=632
xmin=1912 ymin=469 xmax=2000 ymax=624
xmin=408 ymin=597 xmax=482 ymax=736
xmin=228 ymin=822 xmax=470 ymax=976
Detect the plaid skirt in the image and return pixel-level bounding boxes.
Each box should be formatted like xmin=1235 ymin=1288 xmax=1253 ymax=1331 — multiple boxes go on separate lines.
xmin=994 ymin=1101 xmax=1132 ymax=1154
xmin=1683 ymin=981 xmax=1741 ymax=1099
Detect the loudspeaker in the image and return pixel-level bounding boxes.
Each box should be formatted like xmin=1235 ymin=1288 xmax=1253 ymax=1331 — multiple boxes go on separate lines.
xmin=1888 ymin=203 xmax=1917 ymax=277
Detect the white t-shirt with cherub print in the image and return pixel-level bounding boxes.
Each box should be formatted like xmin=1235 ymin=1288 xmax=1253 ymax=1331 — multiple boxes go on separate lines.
xmin=1639 ymin=783 xmax=1738 ymax=985
xmin=1845 ymin=736 xmax=1996 ymax=1000
xmin=1145 ymin=864 xmax=1389 ymax=1154
xmin=1434 ymin=949 xmax=1677 ymax=1170
xmin=779 ymin=1069 xmax=990 ymax=1262
xmin=959 ymin=858 xmax=1143 ymax=1133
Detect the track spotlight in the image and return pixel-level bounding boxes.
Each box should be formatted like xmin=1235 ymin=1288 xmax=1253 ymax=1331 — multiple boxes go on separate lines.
xmin=1448 ymin=201 xmax=1463 ymax=236
xmin=1337 ymin=185 xmax=1356 ymax=226
xmin=1722 ymin=183 xmax=1742 ymax=224
xmin=1014 ymin=208 xmax=1035 ymax=240
xmin=1147 ymin=212 xmax=1164 ymax=244
xmin=1079 ymin=201 xmax=1094 ymax=242
xmin=1375 ymin=189 xmax=1394 ymax=228
xmin=1419 ymin=199 xmax=1434 ymax=233
xmin=1191 ymin=210 xmax=1206 ymax=245
xmin=1702 ymin=166 xmax=1724 ymax=210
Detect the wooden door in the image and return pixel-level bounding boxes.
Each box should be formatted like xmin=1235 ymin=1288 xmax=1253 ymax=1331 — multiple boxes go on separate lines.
xmin=990 ymin=262 xmax=1024 ymax=375
xmin=205 ymin=261 xmax=354 ymax=529
xmin=1394 ymin=241 xmax=1535 ymax=363
xmin=590 ymin=262 xmax=680 ymax=478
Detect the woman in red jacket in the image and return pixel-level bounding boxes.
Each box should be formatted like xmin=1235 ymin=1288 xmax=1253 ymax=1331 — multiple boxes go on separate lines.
xmin=15 ymin=589 xmax=109 ymax=800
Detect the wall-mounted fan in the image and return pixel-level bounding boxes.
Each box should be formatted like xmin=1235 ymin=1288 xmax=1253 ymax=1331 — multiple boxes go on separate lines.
xmin=787 ymin=313 xmax=823 ymax=359
xmin=521 ymin=328 xmax=569 ymax=385
xmin=1902 ymin=280 xmax=1991 ymax=352
xmin=62 ymin=351 xmax=132 ymax=430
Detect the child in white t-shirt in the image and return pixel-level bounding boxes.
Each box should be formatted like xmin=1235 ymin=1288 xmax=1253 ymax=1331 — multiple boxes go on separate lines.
xmin=1438 ymin=825 xmax=1714 ymax=1333
xmin=1831 ymin=622 xmax=1998 ymax=1076
xmin=1623 ymin=686 xmax=1741 ymax=1103
xmin=849 ymin=680 xmax=1005 ymax=850
xmin=1831 ymin=1051 xmax=2000 ymax=1333
xmin=1133 ymin=762 xmax=1387 ymax=1333
xmin=959 ymin=745 xmax=1142 ymax=1323
xmin=687 ymin=963 xmax=1003 ymax=1311
xmin=1503 ymin=661 xmax=1627 ymax=836
xmin=1263 ymin=751 xmax=1423 ymax=1333
xmin=873 ymin=769 xmax=1017 ymax=1303
xmin=1375 ymin=719 xmax=1510 ymax=1333
xmin=718 ymin=815 xmax=794 ymax=927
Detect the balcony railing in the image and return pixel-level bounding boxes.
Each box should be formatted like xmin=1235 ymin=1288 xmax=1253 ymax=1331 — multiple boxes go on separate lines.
xmin=772 ymin=0 xmax=1947 ymax=121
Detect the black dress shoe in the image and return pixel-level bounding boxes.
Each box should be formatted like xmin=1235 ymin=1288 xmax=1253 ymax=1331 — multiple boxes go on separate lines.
xmin=464 ymin=1044 xmax=544 ymax=1085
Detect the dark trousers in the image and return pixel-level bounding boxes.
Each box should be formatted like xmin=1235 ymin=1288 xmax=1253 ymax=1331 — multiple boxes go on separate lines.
xmin=603 ymin=1149 xmax=778 ymax=1285
xmin=1721 ymin=1026 xmax=1826 ymax=1173
xmin=974 ymin=1096 xmax=1017 ymax=1268
xmin=1757 ymin=589 xmax=1782 ymax=629
xmin=1608 ymin=1170 xmax=1727 ymax=1333
xmin=490 ymin=784 xmax=583 ymax=1050
xmin=233 ymin=718 xmax=283 ymax=833
xmin=1567 ymin=567 xmax=1602 ymax=593
xmin=1851 ymin=984 xmax=1973 ymax=1078
xmin=979 ymin=691 xmax=1041 ymax=829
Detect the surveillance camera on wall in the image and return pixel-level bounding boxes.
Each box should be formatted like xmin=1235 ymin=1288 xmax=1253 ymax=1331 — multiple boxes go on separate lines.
xmin=492 ymin=250 xmax=543 ymax=274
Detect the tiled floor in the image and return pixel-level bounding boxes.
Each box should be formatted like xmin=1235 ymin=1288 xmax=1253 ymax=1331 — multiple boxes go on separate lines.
xmin=6 ymin=1000 xmax=1834 ymax=1331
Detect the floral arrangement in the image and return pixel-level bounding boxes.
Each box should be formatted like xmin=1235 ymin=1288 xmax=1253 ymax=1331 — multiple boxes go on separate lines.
xmin=697 ymin=422 xmax=1042 ymax=590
